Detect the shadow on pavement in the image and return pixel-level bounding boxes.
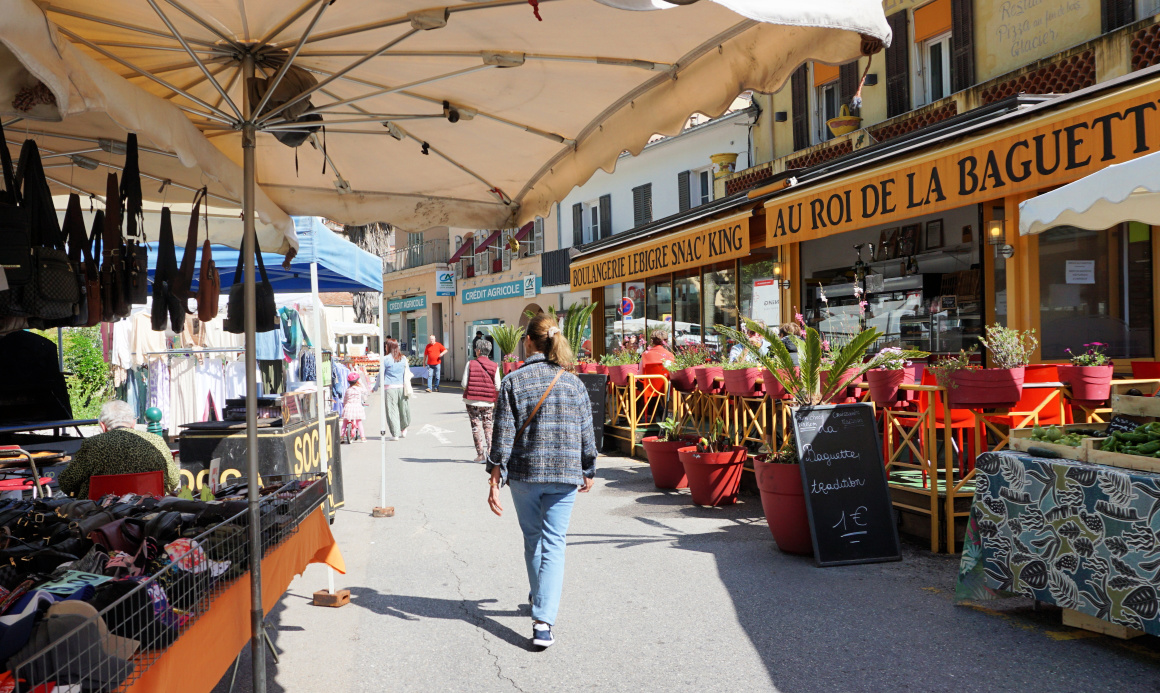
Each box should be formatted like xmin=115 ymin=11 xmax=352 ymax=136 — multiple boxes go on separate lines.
xmin=346 ymin=586 xmax=533 ymax=651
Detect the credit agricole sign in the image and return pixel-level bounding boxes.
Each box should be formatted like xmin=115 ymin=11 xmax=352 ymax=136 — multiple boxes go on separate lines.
xmin=763 ymin=78 xmax=1160 ymax=244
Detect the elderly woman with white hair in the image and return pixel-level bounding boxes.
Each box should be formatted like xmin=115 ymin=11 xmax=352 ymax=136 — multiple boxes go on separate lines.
xmin=57 ymin=400 xmax=180 ymax=498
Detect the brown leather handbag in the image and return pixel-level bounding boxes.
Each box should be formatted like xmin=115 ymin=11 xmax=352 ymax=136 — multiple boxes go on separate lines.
xmin=176 ymin=188 xmax=205 ymax=309
xmin=197 ymin=238 xmax=220 ymax=321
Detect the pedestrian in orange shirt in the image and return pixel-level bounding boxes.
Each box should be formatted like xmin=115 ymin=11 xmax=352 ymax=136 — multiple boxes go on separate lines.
xmin=424 ymin=334 xmax=448 ymax=392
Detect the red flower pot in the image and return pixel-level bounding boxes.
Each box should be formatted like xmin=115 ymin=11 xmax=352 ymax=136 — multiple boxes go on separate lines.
xmin=866 ymin=368 xmax=914 ymax=407
xmin=608 ymin=363 xmax=640 ymax=387
xmin=1058 ymin=364 xmax=1114 ymax=406
xmin=760 ymin=368 xmax=789 ymax=399
xmin=642 ymin=436 xmax=697 ymax=489
xmin=502 ymin=361 xmax=524 ymax=375
xmin=669 ymin=368 xmax=697 ymax=393
xmin=678 ymin=445 xmax=746 ymax=506
xmin=596 ymin=364 xmax=609 ymax=376
xmin=820 ymin=369 xmax=859 ymax=403
xmin=947 ymin=367 xmax=1025 ymax=408
xmin=694 ymin=365 xmax=725 ymax=394
xmin=723 ymin=367 xmax=763 ymax=397
xmin=754 ymin=459 xmax=813 ymax=555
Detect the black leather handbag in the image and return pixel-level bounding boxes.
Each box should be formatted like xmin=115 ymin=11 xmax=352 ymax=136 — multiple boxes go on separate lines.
xmin=151 ymin=208 xmax=185 ymax=332
xmin=120 ymin=134 xmax=149 ymax=305
xmin=223 ymin=235 xmax=278 ymax=334
xmin=0 ymin=119 xmax=31 ymax=290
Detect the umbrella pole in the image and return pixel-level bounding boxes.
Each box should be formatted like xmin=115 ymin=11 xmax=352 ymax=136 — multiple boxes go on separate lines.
xmin=241 ymin=52 xmax=267 ymax=693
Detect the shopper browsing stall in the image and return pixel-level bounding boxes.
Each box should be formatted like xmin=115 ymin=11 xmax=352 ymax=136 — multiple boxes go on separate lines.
xmin=57 ymin=400 xmax=179 ymax=498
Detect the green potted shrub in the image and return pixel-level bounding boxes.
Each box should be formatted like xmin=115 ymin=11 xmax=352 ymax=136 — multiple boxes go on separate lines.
xmin=490 ymin=324 xmax=525 ymax=375
xmin=600 ymin=347 xmax=640 ymax=386
xmin=664 ymin=343 xmax=711 ymax=393
xmin=1059 ymin=342 xmax=1114 ymax=406
xmin=676 ymin=419 xmax=747 ymax=506
xmin=641 ymin=416 xmax=698 ymax=489
xmin=865 ymin=346 xmax=929 ymax=407
xmin=718 ymin=320 xmax=885 ymax=552
xmin=933 ymin=324 xmax=1036 ymax=408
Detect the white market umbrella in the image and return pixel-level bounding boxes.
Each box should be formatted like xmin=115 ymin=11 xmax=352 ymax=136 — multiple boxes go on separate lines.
xmin=0 ymin=2 xmax=891 ymax=690
xmin=1020 ymin=149 xmax=1160 ymax=235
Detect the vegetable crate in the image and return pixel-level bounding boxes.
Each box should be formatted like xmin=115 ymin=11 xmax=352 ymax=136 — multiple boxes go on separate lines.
xmin=1080 ymin=396 xmax=1160 ymax=473
xmin=1008 ymin=423 xmax=1107 ymax=461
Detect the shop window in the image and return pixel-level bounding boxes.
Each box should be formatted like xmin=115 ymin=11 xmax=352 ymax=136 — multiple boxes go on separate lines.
xmin=1038 ymin=224 xmax=1153 ymax=360
xmin=703 ymin=262 xmax=738 ymax=357
xmin=674 ymin=270 xmax=702 ymax=347
xmin=646 ymin=277 xmax=673 ymax=341
xmin=815 ymin=80 xmax=840 ymax=143
xmin=603 ymin=283 xmax=623 ymax=353
xmin=739 ymin=250 xmax=781 ymax=329
xmin=919 ymin=33 xmax=952 ymax=104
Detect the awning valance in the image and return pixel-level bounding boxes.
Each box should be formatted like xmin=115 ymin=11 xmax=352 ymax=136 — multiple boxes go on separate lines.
xmin=447 ymin=236 xmax=475 ymax=264
xmin=1019 ymin=149 xmax=1160 ymax=235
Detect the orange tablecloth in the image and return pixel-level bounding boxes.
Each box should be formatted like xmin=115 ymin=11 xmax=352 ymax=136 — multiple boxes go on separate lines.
xmin=126 ymin=507 xmax=346 ymax=693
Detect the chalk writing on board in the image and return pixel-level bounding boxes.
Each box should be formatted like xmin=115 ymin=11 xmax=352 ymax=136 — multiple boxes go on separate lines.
xmin=810 ymin=477 xmax=867 ymax=495
xmin=800 ymin=444 xmax=860 ymax=466
xmin=833 ymin=506 xmax=869 ymax=543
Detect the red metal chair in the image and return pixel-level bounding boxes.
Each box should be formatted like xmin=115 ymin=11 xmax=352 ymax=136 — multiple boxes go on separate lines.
xmin=1130 ymin=361 xmax=1160 ymax=379
xmin=88 ymin=471 xmax=166 ymax=500
xmin=983 ymin=364 xmax=1070 ymax=449
xmin=636 ymin=362 xmax=671 ymax=423
xmin=0 ymin=477 xmax=54 ymax=497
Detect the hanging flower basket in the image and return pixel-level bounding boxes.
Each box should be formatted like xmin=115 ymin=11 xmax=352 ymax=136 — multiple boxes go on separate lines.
xmin=827 ymin=104 xmax=862 ymax=137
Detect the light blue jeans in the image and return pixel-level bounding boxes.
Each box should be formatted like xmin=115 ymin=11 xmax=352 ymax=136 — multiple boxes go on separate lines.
xmin=426 ymin=365 xmax=441 ymax=390
xmin=508 ymin=480 xmax=578 ymax=626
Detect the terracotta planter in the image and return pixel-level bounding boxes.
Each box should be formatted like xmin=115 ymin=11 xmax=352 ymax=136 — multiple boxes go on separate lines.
xmin=694 ymin=365 xmax=725 ymax=394
xmin=642 ymin=436 xmax=697 ymax=489
xmin=754 ymin=459 xmax=813 ymax=555
xmin=760 ymin=368 xmax=790 ymax=400
xmin=607 ymin=363 xmax=640 ymax=387
xmin=595 ymin=364 xmax=609 ymax=376
xmin=723 ymin=367 xmax=764 ymax=397
xmin=946 ymin=367 xmax=1025 ymax=408
xmin=669 ymin=368 xmax=697 ymax=393
xmin=678 ymin=445 xmax=746 ymax=506
xmin=820 ymin=369 xmax=859 ymax=403
xmin=1058 ymin=364 xmax=1114 ymax=406
xmin=502 ymin=361 xmax=524 ymax=375
xmin=866 ymin=368 xmax=915 ymax=407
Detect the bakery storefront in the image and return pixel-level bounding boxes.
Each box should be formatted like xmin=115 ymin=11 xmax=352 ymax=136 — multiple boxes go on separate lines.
xmin=570 ymin=209 xmax=782 ymax=357
xmin=757 ymin=72 xmax=1160 ymax=364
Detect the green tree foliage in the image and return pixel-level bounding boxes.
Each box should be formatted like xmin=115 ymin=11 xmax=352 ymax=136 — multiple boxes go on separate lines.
xmin=35 ymin=328 xmax=112 ymax=419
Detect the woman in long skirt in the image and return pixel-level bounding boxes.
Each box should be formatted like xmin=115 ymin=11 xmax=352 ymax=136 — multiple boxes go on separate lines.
xmin=486 ymin=313 xmax=597 ymax=649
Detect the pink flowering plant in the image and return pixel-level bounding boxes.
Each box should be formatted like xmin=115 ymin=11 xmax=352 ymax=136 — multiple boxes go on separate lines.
xmin=1066 ymin=342 xmax=1112 ymax=367
xmin=873 ymin=346 xmax=928 ymax=370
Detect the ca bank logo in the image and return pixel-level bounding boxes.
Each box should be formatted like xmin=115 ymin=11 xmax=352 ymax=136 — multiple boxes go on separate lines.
xmin=522 ymin=275 xmax=536 ymax=297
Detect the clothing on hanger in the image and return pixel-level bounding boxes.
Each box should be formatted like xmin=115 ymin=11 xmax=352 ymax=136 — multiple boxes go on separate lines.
xmin=256 ymin=329 xmax=281 ymax=361
xmin=169 ymin=356 xmax=198 ymax=436
xmin=300 ymin=350 xmax=317 ymax=382
xmin=131 ymin=312 xmax=167 ymax=366
xmin=109 ymin=319 xmax=133 ymax=371
xmin=195 ymin=357 xmax=226 ymax=421
xmin=147 ymin=359 xmax=171 ymax=431
xmin=279 ymin=307 xmax=304 ymax=361
xmin=258 ymin=360 xmax=285 ymax=395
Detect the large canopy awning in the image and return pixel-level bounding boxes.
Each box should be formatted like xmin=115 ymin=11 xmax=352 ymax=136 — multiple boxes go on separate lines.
xmin=1020 ymin=149 xmax=1160 ymax=235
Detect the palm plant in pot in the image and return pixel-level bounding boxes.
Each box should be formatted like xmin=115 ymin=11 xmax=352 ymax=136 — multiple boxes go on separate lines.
xmin=490 ymin=324 xmax=525 ymax=375
xmin=664 ymin=343 xmax=711 ymax=393
xmin=1059 ymin=342 xmax=1113 ymax=406
xmin=676 ymin=419 xmax=747 ymax=506
xmin=931 ymin=324 xmax=1036 ymax=408
xmin=600 ymin=347 xmax=640 ymax=386
xmin=717 ymin=319 xmax=885 ymax=553
xmin=641 ymin=416 xmax=697 ymax=490
xmin=866 ymin=346 xmax=929 ymax=407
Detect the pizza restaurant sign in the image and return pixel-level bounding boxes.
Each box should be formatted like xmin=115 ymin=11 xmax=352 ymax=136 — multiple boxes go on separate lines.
xmin=764 ymin=84 xmax=1160 ymax=244
xmin=569 ymin=212 xmax=751 ymax=290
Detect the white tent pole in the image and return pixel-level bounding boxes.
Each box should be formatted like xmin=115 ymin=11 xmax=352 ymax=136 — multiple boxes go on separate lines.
xmin=309 ymin=259 xmax=336 ymax=596
xmin=380 ymin=282 xmax=388 ymax=509
xmin=241 ymin=51 xmax=267 ymax=693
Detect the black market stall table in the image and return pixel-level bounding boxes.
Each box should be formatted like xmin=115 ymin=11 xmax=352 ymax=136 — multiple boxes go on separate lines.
xmin=177 ymin=391 xmax=344 ymax=513
xmin=956 ymin=450 xmax=1160 ymax=637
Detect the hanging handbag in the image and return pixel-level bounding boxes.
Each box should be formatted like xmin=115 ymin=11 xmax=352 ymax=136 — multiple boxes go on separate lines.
xmin=47 ymin=193 xmax=93 ymax=328
xmin=151 ymin=208 xmax=184 ymax=332
xmin=197 ymin=239 xmax=220 ymax=321
xmin=173 ymin=188 xmax=203 ymax=307
xmin=83 ymin=208 xmax=103 ymax=326
xmin=0 ymin=119 xmax=31 ymax=290
xmin=223 ymin=235 xmax=278 ymax=334
xmin=120 ymin=134 xmax=149 ymax=305
xmin=11 ymin=139 xmax=80 ymax=325
xmin=101 ymin=171 xmax=130 ymax=321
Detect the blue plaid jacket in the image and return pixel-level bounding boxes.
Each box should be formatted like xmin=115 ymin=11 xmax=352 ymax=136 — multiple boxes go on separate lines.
xmin=487 ymin=354 xmax=597 ymax=486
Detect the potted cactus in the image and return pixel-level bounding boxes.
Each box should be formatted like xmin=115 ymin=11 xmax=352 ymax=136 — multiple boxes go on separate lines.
xmin=677 ymin=419 xmax=746 ymax=506
xmin=1059 ymin=342 xmax=1114 ymax=406
xmin=641 ymin=416 xmax=697 ymax=489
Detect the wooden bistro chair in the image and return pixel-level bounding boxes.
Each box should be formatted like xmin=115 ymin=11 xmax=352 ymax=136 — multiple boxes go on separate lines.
xmin=980 ymin=364 xmax=1069 ymax=454
xmin=892 ymin=370 xmax=983 ymax=483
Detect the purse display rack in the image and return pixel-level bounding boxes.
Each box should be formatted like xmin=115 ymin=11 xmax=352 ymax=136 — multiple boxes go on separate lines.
xmin=4 ymin=474 xmax=327 ymax=692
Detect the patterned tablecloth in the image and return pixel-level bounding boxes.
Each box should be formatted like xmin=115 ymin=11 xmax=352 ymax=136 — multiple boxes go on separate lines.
xmin=956 ymin=451 xmax=1160 ymax=636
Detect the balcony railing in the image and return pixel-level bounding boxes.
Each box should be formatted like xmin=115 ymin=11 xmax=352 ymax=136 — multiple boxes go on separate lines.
xmin=383 ymin=238 xmax=449 ymax=274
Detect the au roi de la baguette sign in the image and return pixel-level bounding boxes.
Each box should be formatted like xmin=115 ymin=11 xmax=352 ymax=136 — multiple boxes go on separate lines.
xmin=764 ymin=82 xmax=1160 ymax=244
xmin=569 ymin=212 xmax=751 ymax=291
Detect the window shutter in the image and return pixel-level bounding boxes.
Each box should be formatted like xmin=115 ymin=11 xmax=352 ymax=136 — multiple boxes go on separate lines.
xmin=950 ymin=0 xmax=975 ymax=92
xmin=839 ymin=62 xmax=860 ymax=115
xmin=790 ymin=65 xmax=809 ymax=151
xmin=572 ymin=203 xmax=583 ymax=247
xmin=1102 ymin=0 xmax=1134 ymax=32
xmin=533 ymin=218 xmax=544 ymax=255
xmin=599 ymin=194 xmax=613 ymax=238
xmin=677 ymin=171 xmax=691 ymax=212
xmin=502 ymin=230 xmax=511 ymax=270
xmin=632 ymin=184 xmax=652 ymax=227
xmin=885 ymin=11 xmax=911 ymax=118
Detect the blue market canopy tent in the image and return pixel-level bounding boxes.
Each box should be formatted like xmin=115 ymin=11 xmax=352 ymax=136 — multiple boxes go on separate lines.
xmin=148 ymin=217 xmax=382 ymax=294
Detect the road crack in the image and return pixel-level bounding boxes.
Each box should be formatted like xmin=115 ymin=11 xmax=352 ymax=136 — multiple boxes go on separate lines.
xmin=415 ymin=505 xmax=525 ymax=693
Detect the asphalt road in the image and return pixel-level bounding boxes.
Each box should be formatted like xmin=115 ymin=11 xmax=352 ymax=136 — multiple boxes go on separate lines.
xmin=216 ymin=389 xmax=1160 ymax=693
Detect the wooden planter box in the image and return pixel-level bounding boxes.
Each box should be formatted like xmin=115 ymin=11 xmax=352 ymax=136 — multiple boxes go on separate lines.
xmin=1008 ymin=423 xmax=1107 ymax=461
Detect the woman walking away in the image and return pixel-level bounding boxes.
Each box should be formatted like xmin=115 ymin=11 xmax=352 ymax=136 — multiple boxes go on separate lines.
xmin=342 ymin=372 xmax=369 ymax=442
xmin=463 ymin=339 xmax=501 ymax=463
xmin=487 ymin=313 xmax=597 ymax=650
xmin=381 ymin=337 xmax=411 ymax=441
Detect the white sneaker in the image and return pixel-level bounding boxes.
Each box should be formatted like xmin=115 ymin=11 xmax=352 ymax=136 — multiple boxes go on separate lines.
xmin=400 ymin=429 xmax=408 ymax=438
xmin=384 ymin=435 xmax=398 ymax=441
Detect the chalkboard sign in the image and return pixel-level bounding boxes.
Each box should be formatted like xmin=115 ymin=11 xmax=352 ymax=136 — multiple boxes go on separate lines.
xmin=577 ymin=373 xmax=607 ymax=451
xmin=1106 ymin=414 xmax=1141 ymax=434
xmin=792 ymin=403 xmax=901 ymax=567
